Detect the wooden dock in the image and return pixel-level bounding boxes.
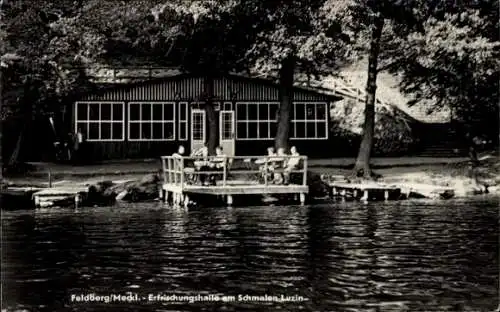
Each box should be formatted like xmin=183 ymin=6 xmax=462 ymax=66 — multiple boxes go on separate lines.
xmin=330 ymin=182 xmax=402 ymax=201
xmin=32 ymin=186 xmax=90 ymax=208
xmin=329 ymin=181 xmax=456 ymax=201
xmin=160 ymin=155 xmax=309 ymax=207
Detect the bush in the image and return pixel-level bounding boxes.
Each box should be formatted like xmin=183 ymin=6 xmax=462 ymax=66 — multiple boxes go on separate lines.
xmin=330 ymin=99 xmax=416 ymax=155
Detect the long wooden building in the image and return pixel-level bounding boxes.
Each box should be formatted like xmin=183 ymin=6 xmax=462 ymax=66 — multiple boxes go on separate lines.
xmin=72 ymin=73 xmax=342 ymax=160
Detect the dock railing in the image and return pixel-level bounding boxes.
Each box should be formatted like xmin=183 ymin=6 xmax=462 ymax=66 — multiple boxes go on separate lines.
xmin=160 ymin=155 xmax=308 ymax=191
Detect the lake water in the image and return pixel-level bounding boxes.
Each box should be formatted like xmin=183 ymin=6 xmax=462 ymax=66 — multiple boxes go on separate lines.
xmin=2 ymin=197 xmax=499 ymax=312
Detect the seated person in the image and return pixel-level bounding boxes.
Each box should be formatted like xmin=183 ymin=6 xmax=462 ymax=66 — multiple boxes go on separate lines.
xmin=172 ymin=145 xmax=185 ymax=158
xmin=191 ymin=142 xmax=209 ymax=167
xmin=267 ymin=146 xmax=276 ymax=156
xmin=206 ymin=146 xmax=227 ymax=185
xmin=257 ymin=146 xmax=277 ymax=182
xmin=273 ymin=147 xmax=287 ymax=167
xmin=212 ymin=146 xmax=227 ymax=169
xmin=271 ymin=148 xmax=287 ymax=184
xmin=173 ymin=145 xmax=194 ymax=167
xmin=191 ymin=142 xmax=208 ymax=159
xmin=283 ymin=146 xmax=301 ymax=185
xmin=170 ymin=145 xmax=190 ymax=183
xmin=191 ymin=143 xmax=211 ymax=185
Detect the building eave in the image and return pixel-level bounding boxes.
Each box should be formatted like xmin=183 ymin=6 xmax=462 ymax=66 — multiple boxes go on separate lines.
xmin=84 ymin=69 xmax=343 ymax=102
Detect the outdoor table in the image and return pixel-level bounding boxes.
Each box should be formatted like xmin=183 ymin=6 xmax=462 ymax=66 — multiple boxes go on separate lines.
xmin=254 ymin=158 xmax=266 ymax=164
xmin=269 ymin=157 xmax=285 ymax=163
xmin=194 ymin=160 xmax=210 ymax=169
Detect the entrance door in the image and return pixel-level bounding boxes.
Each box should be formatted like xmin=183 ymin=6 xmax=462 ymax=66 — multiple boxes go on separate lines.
xmin=219 ymin=110 xmax=235 ymax=156
xmin=191 ymin=109 xmax=206 ymax=153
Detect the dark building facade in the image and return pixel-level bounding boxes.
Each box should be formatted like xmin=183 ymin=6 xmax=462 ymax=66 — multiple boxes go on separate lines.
xmin=72 ymin=73 xmax=341 ymax=160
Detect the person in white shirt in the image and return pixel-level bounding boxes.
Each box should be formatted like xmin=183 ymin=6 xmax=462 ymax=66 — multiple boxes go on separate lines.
xmin=73 ymin=128 xmax=84 ymax=164
xmin=272 ymin=147 xmax=287 ymax=184
xmin=212 ymin=146 xmax=226 ymax=169
xmin=191 ymin=142 xmax=209 ymax=160
xmin=284 ymin=146 xmax=301 ymax=185
xmin=172 ymin=145 xmax=185 ymax=158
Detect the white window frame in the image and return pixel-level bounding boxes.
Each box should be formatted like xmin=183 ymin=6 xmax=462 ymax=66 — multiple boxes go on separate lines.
xmin=74 ymin=101 xmax=125 ymax=142
xmin=235 ymin=101 xmax=279 ymax=140
xmin=128 ymin=101 xmax=176 ymax=141
xmin=178 ymin=101 xmax=188 ymax=141
xmin=291 ymin=101 xmax=329 ymax=140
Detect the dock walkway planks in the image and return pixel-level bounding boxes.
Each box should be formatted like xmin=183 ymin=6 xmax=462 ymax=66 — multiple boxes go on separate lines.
xmin=163 ymin=183 xmax=308 ymax=195
xmin=32 ymin=186 xmax=90 ymax=208
xmin=162 ymin=182 xmax=308 ymax=206
xmin=329 ymin=182 xmax=402 ymax=201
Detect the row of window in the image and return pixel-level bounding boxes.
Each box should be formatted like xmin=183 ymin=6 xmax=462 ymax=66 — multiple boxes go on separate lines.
xmin=75 ymin=102 xmax=188 ymax=141
xmin=75 ymin=101 xmax=328 ymax=141
xmin=235 ymin=102 xmax=328 ymax=139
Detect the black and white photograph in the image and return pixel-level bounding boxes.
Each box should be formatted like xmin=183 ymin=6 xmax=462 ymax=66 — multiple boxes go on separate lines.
xmin=1 ymin=0 xmax=499 ymax=311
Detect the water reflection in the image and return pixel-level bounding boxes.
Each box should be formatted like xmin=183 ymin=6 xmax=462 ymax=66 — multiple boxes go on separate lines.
xmin=1 ymin=197 xmax=498 ymax=311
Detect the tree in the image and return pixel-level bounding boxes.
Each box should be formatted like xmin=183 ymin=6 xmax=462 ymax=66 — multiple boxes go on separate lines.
xmin=246 ymin=0 xmax=348 ymax=151
xmin=395 ymin=4 xmax=499 ymax=151
xmin=129 ymin=0 xmax=251 ymax=154
xmin=1 ymin=0 xmax=106 ymax=167
xmin=320 ymin=0 xmax=429 ymax=179
xmin=352 ymin=13 xmax=384 ymax=179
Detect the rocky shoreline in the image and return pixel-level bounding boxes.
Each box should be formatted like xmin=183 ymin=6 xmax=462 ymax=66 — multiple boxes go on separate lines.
xmin=1 ymin=156 xmax=498 ymax=208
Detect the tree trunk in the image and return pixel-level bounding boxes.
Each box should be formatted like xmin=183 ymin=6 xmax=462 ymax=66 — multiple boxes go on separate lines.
xmin=275 ymin=55 xmax=295 ymax=151
xmin=351 ymin=16 xmax=384 ymax=179
xmin=203 ymin=75 xmax=218 ymax=155
xmin=0 ymin=109 xmax=3 ymax=179
xmin=0 ymin=122 xmax=3 ymax=179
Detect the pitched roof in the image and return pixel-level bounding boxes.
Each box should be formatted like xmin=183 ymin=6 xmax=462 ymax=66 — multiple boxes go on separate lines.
xmin=85 ymin=66 xmax=342 ymax=101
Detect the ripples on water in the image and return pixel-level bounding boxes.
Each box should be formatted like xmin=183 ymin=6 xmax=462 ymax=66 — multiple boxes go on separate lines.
xmin=2 ymin=197 xmax=499 ymax=312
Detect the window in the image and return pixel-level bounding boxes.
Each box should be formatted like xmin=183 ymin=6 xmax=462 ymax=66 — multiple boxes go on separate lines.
xmin=178 ymin=102 xmax=188 ymax=140
xmin=291 ymin=102 xmax=328 ymax=139
xmin=191 ymin=110 xmax=205 ymax=142
xmin=128 ymin=102 xmax=175 ymax=141
xmin=75 ymin=102 xmax=124 ymax=141
xmin=236 ymin=102 xmax=279 ymax=140
xmin=236 ymin=101 xmax=328 ymax=140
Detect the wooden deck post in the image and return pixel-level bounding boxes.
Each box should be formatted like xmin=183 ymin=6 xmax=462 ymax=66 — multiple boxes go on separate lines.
xmin=264 ymin=157 xmax=268 ymax=186
xmin=361 ymin=190 xmax=369 ymax=201
xmin=302 ymin=157 xmax=308 ymax=186
xmin=223 ymin=156 xmax=227 ymax=187
xmin=227 ymin=195 xmax=233 ymax=206
xmin=162 ymin=158 xmax=167 ymax=184
xmin=75 ymin=193 xmax=81 ymax=208
xmin=180 ymin=158 xmax=184 ymax=190
xmin=158 ymin=187 xmax=164 ymax=201
xmin=167 ymin=159 xmax=172 ymax=184
xmin=299 ymin=193 xmax=305 ymax=205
